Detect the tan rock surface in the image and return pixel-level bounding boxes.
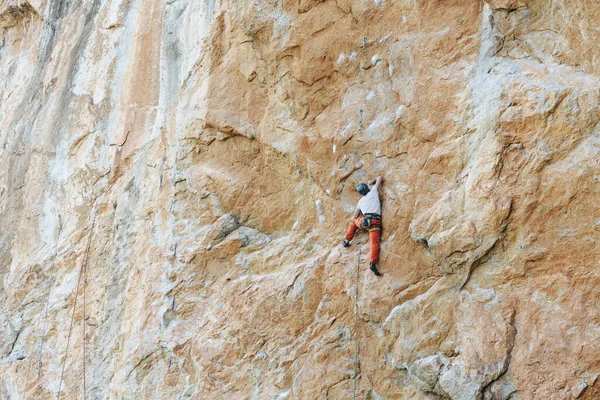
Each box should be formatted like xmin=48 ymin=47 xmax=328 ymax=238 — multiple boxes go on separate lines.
xmin=1 ymin=0 xmax=599 ymax=399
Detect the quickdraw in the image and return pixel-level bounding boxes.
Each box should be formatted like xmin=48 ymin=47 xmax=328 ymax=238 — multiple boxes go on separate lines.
xmin=361 ymin=217 xmax=372 ymax=229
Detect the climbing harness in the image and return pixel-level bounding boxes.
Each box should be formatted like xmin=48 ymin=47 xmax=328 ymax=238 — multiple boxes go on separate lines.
xmin=359 ymin=216 xmax=381 ymax=232
xmin=353 ymin=243 xmax=362 ymax=400
xmin=56 ymin=208 xmax=98 ymax=400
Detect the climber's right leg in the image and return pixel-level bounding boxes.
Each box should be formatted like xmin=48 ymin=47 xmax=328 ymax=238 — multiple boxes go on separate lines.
xmin=343 ymin=218 xmax=361 ymax=247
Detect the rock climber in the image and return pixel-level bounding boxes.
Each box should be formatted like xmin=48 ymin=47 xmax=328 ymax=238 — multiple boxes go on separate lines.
xmin=343 ymin=176 xmax=384 ymax=276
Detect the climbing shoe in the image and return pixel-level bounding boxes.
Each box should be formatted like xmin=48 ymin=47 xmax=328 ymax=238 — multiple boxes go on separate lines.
xmin=342 ymin=241 xmax=351 ymax=248
xmin=369 ymin=263 xmax=381 ymax=276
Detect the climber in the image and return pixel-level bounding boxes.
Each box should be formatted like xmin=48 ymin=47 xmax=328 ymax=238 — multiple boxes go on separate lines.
xmin=343 ymin=176 xmax=384 ymax=276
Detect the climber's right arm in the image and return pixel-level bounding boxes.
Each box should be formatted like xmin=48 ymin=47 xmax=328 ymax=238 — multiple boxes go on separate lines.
xmin=375 ymin=176 xmax=384 ymax=191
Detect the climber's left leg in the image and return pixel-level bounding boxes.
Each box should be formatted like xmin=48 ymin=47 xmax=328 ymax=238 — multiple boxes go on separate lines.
xmin=368 ymin=227 xmax=381 ymax=264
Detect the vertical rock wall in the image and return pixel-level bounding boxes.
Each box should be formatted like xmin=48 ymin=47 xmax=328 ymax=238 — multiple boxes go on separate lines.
xmin=1 ymin=0 xmax=599 ymax=398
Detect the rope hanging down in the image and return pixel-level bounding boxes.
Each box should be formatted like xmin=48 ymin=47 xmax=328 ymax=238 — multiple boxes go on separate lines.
xmin=56 ymin=209 xmax=98 ymax=400
xmin=82 ymin=219 xmax=89 ymax=398
xmin=353 ymin=243 xmax=362 ymax=400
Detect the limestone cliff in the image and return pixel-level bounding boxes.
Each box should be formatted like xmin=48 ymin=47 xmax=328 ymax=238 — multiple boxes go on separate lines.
xmin=1 ymin=0 xmax=599 ymax=399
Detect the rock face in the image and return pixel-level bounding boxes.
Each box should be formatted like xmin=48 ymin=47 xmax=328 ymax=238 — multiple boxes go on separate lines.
xmin=1 ymin=0 xmax=599 ymax=398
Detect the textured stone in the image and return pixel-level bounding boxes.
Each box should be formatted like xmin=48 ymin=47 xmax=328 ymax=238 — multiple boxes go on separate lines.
xmin=408 ymin=353 xmax=449 ymax=394
xmin=1 ymin=0 xmax=600 ymax=399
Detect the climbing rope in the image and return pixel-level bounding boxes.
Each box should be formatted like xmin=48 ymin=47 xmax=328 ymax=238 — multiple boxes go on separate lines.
xmin=56 ymin=209 xmax=98 ymax=400
xmin=82 ymin=220 xmax=90 ymax=398
xmin=353 ymin=243 xmax=362 ymax=400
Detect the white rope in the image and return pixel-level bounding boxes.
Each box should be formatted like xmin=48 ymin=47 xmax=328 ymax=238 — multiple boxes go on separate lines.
xmin=56 ymin=210 xmax=97 ymax=400
xmin=353 ymin=243 xmax=362 ymax=400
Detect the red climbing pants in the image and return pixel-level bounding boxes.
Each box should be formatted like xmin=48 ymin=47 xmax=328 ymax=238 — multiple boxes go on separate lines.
xmin=345 ymin=217 xmax=381 ymax=264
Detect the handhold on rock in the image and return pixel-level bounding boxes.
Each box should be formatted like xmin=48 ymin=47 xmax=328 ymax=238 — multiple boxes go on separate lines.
xmin=207 ymin=214 xmax=240 ymax=243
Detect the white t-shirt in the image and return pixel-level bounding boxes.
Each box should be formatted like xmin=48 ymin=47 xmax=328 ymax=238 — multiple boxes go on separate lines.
xmin=357 ymin=186 xmax=381 ymax=215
